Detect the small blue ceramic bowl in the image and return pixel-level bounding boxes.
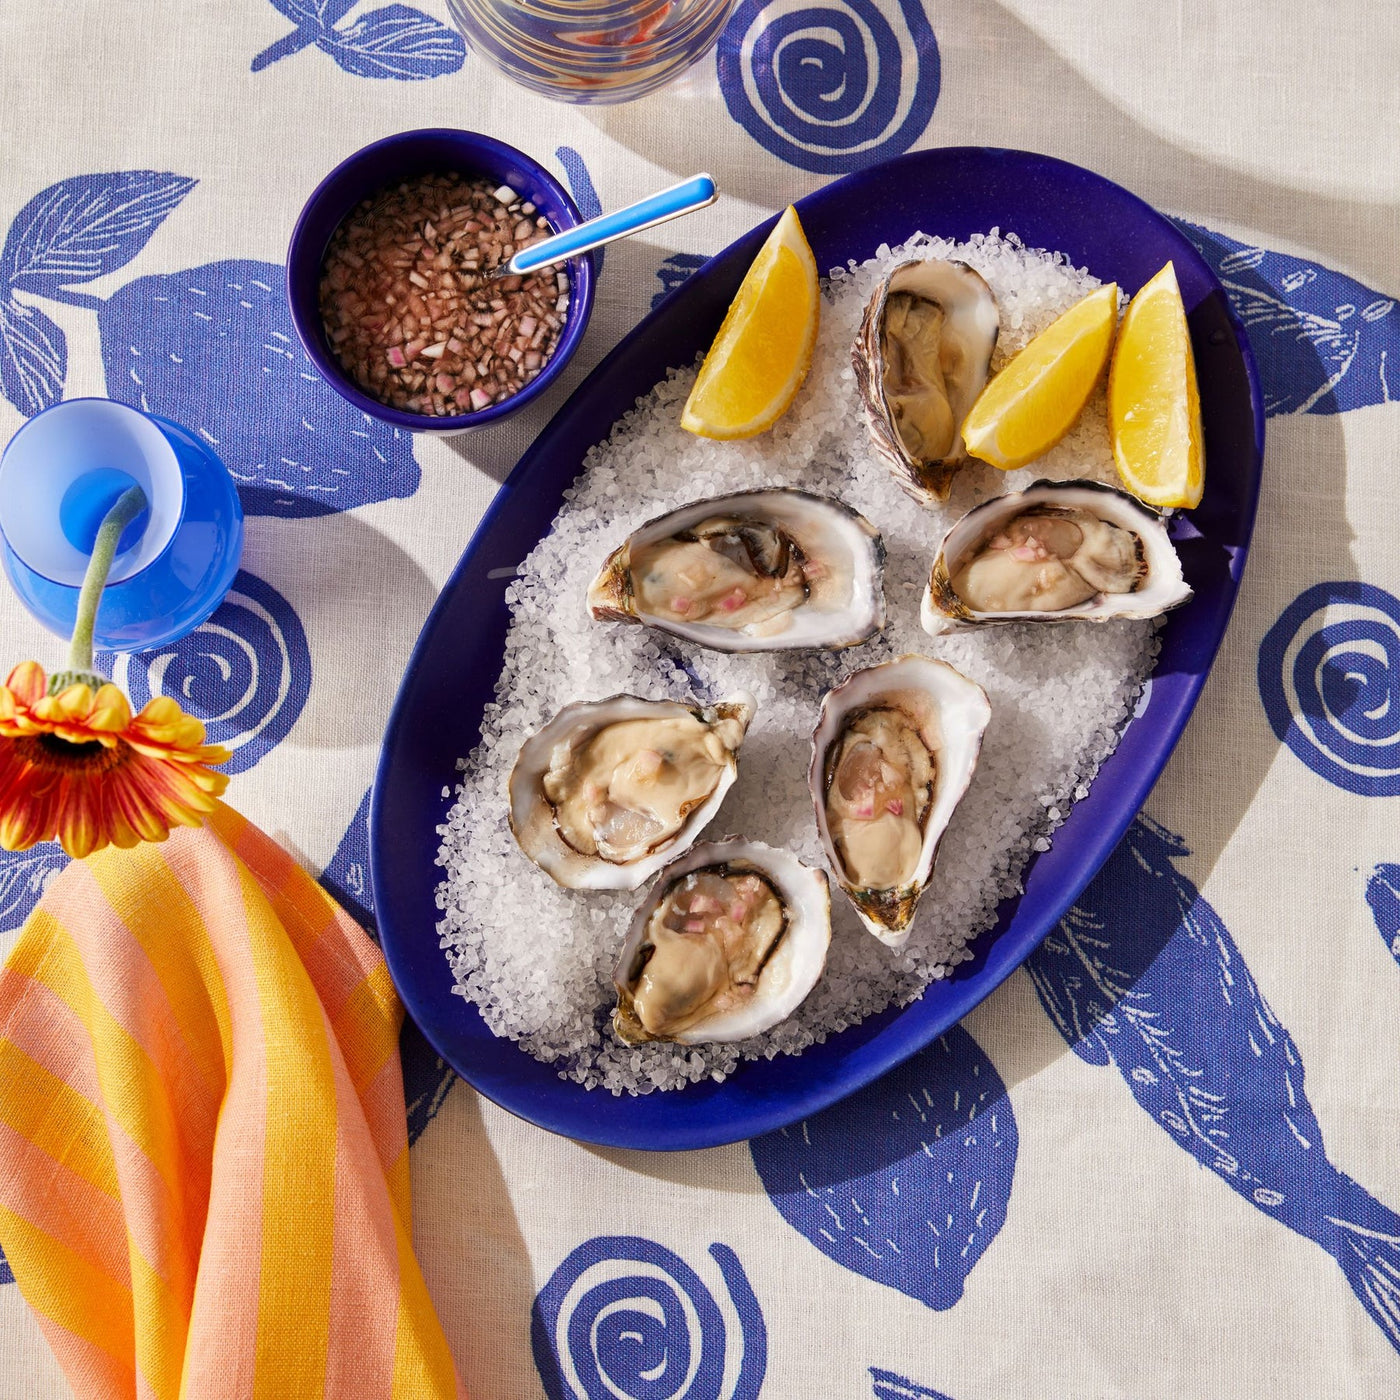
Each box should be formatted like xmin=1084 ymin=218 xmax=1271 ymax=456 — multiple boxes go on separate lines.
xmin=287 ymin=128 xmax=596 ymax=435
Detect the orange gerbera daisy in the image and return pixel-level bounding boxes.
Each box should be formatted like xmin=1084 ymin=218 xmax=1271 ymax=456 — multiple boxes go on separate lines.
xmin=0 ymin=661 xmax=231 ymax=859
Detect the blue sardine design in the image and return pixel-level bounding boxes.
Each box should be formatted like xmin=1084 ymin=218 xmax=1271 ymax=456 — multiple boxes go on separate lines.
xmin=869 ymin=1369 xmax=957 ymax=1400
xmin=750 ymin=1024 xmax=1016 ymax=1310
xmin=1172 ymin=218 xmax=1398 ymax=416
xmin=1027 ymin=816 xmax=1400 ymax=1353
xmin=1367 ymin=866 xmax=1400 ymax=968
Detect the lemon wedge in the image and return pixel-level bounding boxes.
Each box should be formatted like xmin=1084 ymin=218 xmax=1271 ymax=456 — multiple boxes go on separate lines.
xmin=961 ymin=283 xmax=1119 ymax=471
xmin=1108 ymin=262 xmax=1204 ymax=509
xmin=681 ymin=206 xmax=819 ymax=439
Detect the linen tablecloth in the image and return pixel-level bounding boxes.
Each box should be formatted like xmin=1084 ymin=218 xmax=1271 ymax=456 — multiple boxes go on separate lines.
xmin=2 ymin=2 xmax=1398 ymax=1395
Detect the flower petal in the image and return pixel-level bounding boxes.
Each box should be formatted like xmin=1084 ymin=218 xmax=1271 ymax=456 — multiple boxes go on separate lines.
xmin=87 ymin=685 xmax=134 ymax=733
xmin=4 ymin=662 xmax=48 ymax=706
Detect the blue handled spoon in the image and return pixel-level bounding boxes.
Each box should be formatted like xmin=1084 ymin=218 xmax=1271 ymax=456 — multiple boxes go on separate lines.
xmin=495 ymin=173 xmax=717 ymax=278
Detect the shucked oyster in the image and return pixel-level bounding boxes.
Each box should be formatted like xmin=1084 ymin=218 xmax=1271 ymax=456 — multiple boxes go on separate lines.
xmin=588 ymin=489 xmax=885 ymax=652
xmin=810 ymin=656 xmax=990 ymax=946
xmin=509 ymin=693 xmax=755 ymax=890
xmin=854 ymin=259 xmax=1000 ymax=504
xmin=921 ymin=479 xmax=1192 ymax=634
xmin=612 ymin=837 xmax=830 ymax=1045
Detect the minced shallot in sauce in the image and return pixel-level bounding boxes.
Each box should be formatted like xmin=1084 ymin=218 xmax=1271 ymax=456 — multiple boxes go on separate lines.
xmin=318 ymin=172 xmax=569 ymax=417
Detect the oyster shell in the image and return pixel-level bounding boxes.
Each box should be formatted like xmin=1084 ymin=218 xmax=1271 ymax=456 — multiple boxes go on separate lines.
xmin=508 ymin=692 xmax=755 ymax=890
xmin=921 ymin=479 xmax=1192 ymax=634
xmin=854 ymin=259 xmax=1000 ymax=504
xmin=612 ymin=837 xmax=830 ymax=1045
xmin=587 ymin=489 xmax=885 ymax=652
xmin=809 ymin=656 xmax=990 ymax=946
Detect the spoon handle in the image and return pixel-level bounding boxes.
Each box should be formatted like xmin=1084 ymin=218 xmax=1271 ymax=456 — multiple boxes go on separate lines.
xmin=507 ymin=174 xmax=717 ymax=276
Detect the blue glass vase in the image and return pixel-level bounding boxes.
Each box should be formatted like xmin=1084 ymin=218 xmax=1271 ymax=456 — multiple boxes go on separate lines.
xmin=0 ymin=399 xmax=243 ymax=652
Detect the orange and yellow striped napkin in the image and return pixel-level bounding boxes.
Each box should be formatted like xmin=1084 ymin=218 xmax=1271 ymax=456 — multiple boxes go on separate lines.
xmin=0 ymin=803 xmax=465 ymax=1399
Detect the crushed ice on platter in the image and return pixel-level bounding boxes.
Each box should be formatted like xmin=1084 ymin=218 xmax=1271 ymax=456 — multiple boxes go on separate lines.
xmin=434 ymin=229 xmax=1159 ymax=1095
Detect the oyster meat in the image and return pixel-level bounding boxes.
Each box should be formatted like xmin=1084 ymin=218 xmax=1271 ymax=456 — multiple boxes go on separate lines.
xmin=854 ymin=259 xmax=1000 ymax=504
xmin=588 ymin=489 xmax=885 ymax=652
xmin=509 ymin=693 xmax=755 ymax=890
xmin=922 ymin=479 xmax=1193 ymax=634
xmin=810 ymin=656 xmax=991 ymax=946
xmin=613 ymin=838 xmax=830 ymax=1045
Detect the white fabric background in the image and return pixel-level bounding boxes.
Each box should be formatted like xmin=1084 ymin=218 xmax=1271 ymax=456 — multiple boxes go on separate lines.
xmin=1 ymin=1 xmax=1397 ymax=1396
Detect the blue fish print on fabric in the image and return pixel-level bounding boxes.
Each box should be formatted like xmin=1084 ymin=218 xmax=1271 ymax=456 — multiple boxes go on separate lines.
xmin=554 ymin=146 xmax=605 ymax=275
xmin=98 ymin=257 xmax=419 ymax=517
xmin=717 ymin=0 xmax=940 ymax=174
xmin=653 ymin=252 xmax=707 ymax=309
xmin=869 ymin=1369 xmax=957 ymax=1400
xmin=96 ymin=569 xmax=310 ymax=776
xmin=0 ymin=171 xmax=196 ymax=416
xmin=1027 ymin=815 xmax=1400 ymax=1356
xmin=532 ymin=1236 xmax=766 ymax=1400
xmin=0 ymin=846 xmax=68 ymax=936
xmin=322 ymin=786 xmax=376 ymax=931
xmin=1172 ymin=218 xmax=1398 ymax=416
xmin=1366 ymin=865 xmax=1400 ymax=966
xmin=750 ymin=1024 xmax=1016 ymax=1311
xmin=252 ymin=0 xmax=465 ymax=79
xmin=320 ymin=787 xmax=457 ymax=1143
xmin=1256 ymin=580 xmax=1400 ymax=797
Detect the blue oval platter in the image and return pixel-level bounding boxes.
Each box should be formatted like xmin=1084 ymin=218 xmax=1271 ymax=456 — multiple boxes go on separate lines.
xmin=370 ymin=146 xmax=1264 ymax=1152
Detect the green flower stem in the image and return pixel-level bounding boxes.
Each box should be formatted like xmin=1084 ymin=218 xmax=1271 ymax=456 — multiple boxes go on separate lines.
xmin=64 ymin=485 xmax=149 ymax=677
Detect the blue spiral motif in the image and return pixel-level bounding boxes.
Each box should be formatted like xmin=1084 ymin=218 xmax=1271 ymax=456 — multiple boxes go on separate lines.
xmin=97 ymin=569 xmax=311 ymax=776
xmin=531 ymin=1236 xmax=766 ymax=1400
xmin=1257 ymin=581 xmax=1400 ymax=796
xmin=716 ymin=0 xmax=940 ymax=174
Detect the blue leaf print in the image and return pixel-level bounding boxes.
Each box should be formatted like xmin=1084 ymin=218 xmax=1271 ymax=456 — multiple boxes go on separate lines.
xmin=1172 ymin=218 xmax=1398 ymax=416
xmin=97 ymin=569 xmax=311 ymax=776
xmin=323 ymin=5 xmax=467 ymax=79
xmin=750 ymin=1024 xmax=1016 ymax=1311
xmin=0 ymin=846 xmax=68 ymax=935
xmin=0 ymin=297 xmax=65 ymax=417
xmin=870 ymin=1368 xmax=958 ymax=1400
xmin=532 ymin=1236 xmax=766 ymax=1400
xmin=97 ymin=258 xmax=420 ymax=517
xmin=1366 ymin=865 xmax=1400 ymax=966
xmin=269 ymin=0 xmax=356 ymax=22
xmin=320 ymin=787 xmax=457 ymax=1144
xmin=0 ymin=172 xmax=197 ymax=295
xmin=252 ymin=0 xmax=465 ymax=78
xmin=653 ymin=252 xmax=706 ymax=309
xmin=554 ymin=147 xmax=604 ymax=274
xmin=1027 ymin=816 xmax=1400 ymax=1356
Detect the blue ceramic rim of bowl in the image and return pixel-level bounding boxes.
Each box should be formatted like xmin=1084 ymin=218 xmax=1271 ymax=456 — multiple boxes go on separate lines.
xmin=286 ymin=128 xmax=596 ymax=434
xmin=369 ymin=145 xmax=1266 ymax=1151
xmin=0 ymin=398 xmax=190 ymax=590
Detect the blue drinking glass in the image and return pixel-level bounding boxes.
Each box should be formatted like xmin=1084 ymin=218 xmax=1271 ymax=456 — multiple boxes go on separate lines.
xmin=0 ymin=399 xmax=244 ymax=652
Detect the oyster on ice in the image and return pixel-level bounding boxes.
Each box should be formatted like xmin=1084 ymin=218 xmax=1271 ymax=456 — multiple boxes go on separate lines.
xmin=810 ymin=656 xmax=990 ymax=946
xmin=588 ymin=489 xmax=885 ymax=652
xmin=612 ymin=838 xmax=830 ymax=1045
xmin=854 ymin=259 xmax=1000 ymax=504
xmin=921 ymin=479 xmax=1192 ymax=634
xmin=508 ymin=693 xmax=755 ymax=890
